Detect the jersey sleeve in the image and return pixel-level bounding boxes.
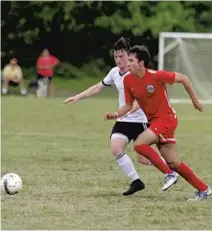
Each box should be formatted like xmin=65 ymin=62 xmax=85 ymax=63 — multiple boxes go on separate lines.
xmin=156 ymin=70 xmax=176 ymax=85
xmin=51 ymin=56 xmax=59 ymax=65
xmin=123 ymin=76 xmax=134 ymax=104
xmin=102 ymin=68 xmax=115 ymax=86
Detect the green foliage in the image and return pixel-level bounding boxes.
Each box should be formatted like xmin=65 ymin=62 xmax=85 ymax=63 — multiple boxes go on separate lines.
xmin=1 ymin=1 xmax=212 ymax=68
xmin=2 ymin=1 xmax=211 ymax=45
xmin=94 ymin=1 xmax=211 ymax=36
xmin=54 ymin=59 xmax=107 ymax=79
xmin=22 ymin=59 xmax=109 ymax=80
xmin=22 ymin=67 xmax=37 ymax=80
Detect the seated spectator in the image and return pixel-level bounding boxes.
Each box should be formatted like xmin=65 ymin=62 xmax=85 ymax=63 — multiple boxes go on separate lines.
xmin=35 ymin=49 xmax=59 ymax=97
xmin=1 ymin=58 xmax=27 ymax=96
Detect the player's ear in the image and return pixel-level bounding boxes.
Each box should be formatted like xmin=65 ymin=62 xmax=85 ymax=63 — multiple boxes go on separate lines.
xmin=139 ymin=60 xmax=144 ymax=67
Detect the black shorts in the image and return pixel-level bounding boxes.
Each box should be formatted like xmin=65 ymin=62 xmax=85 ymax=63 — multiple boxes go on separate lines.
xmin=110 ymin=121 xmax=149 ymax=142
xmin=8 ymin=81 xmax=19 ymax=87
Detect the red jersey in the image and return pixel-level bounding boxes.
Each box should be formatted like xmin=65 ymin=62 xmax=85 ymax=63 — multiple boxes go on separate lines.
xmin=124 ymin=69 xmax=176 ymax=121
xmin=36 ymin=55 xmax=59 ymax=77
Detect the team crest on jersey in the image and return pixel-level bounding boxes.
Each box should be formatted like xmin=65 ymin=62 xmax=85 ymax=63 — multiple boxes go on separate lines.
xmin=146 ymin=84 xmax=155 ymax=93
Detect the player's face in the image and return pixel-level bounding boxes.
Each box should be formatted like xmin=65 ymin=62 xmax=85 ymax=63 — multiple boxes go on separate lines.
xmin=127 ymin=53 xmax=142 ymax=75
xmin=114 ymin=50 xmax=128 ymax=69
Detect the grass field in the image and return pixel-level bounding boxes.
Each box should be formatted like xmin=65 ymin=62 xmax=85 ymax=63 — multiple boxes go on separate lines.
xmin=1 ymin=96 xmax=212 ymax=230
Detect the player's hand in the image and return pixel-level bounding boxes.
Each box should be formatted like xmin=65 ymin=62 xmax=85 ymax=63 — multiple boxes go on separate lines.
xmin=192 ymin=100 xmax=203 ymax=112
xmin=63 ymin=96 xmax=79 ymax=104
xmin=104 ymin=112 xmax=118 ymax=120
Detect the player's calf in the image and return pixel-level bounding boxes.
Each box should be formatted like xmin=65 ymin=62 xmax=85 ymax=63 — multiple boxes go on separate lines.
xmin=136 ymin=153 xmax=151 ymax=165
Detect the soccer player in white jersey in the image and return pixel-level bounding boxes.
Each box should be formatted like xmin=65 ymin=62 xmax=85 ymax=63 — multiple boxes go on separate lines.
xmin=63 ymin=37 xmax=178 ymax=195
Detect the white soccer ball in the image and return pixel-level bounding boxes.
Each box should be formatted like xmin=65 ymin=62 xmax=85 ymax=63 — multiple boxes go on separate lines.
xmin=1 ymin=173 xmax=23 ymax=195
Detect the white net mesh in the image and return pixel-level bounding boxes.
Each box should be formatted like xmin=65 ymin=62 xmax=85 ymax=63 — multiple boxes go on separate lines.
xmin=160 ymin=34 xmax=212 ymax=102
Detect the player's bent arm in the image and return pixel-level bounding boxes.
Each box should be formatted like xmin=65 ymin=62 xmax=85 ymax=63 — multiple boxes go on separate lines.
xmin=105 ymin=103 xmax=133 ymax=120
xmin=129 ymin=100 xmax=140 ymax=114
xmin=174 ymin=73 xmax=198 ymax=101
xmin=116 ymin=103 xmax=133 ymax=118
xmin=75 ymin=82 xmax=105 ymax=100
xmin=174 ymin=73 xmax=203 ymax=111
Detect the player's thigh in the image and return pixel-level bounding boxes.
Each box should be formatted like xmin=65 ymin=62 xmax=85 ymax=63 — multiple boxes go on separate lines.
xmin=134 ymin=128 xmax=159 ymax=146
xmin=158 ymin=143 xmax=181 ymax=167
xmin=110 ymin=136 xmax=128 ymax=157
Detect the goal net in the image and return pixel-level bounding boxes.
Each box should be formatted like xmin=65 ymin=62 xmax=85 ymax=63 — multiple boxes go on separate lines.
xmin=158 ymin=32 xmax=212 ymax=103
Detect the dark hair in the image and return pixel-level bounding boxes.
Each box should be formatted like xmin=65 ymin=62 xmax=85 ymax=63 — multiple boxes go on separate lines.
xmin=113 ymin=37 xmax=131 ymax=52
xmin=129 ymin=45 xmax=151 ymax=67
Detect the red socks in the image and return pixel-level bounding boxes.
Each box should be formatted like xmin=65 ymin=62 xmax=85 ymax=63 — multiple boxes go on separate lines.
xmin=175 ymin=162 xmax=208 ymax=191
xmin=134 ymin=144 xmax=173 ymax=174
xmin=135 ymin=144 xmax=208 ymax=192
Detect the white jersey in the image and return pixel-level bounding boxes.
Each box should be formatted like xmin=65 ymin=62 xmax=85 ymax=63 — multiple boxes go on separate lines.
xmin=102 ymin=66 xmax=148 ymax=123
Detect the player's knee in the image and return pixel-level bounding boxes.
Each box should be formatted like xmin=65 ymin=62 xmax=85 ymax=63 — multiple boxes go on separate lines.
xmin=134 ymin=140 xmax=142 ymax=147
xmin=110 ymin=146 xmax=125 ymax=157
xmin=167 ymin=160 xmax=181 ymax=169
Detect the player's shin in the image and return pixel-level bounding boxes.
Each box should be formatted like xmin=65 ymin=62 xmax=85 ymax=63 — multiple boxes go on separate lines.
xmin=175 ymin=162 xmax=208 ymax=191
xmin=116 ymin=152 xmax=140 ymax=181
xmin=134 ymin=144 xmax=173 ymax=174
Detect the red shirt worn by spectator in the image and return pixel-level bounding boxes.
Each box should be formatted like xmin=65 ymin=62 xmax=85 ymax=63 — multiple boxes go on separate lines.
xmin=36 ymin=49 xmax=59 ymax=77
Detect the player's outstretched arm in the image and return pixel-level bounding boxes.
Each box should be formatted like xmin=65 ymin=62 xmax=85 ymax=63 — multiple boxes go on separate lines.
xmin=63 ymin=82 xmax=104 ymax=104
xmin=174 ymin=73 xmax=203 ymax=112
xmin=104 ymin=103 xmax=133 ymax=120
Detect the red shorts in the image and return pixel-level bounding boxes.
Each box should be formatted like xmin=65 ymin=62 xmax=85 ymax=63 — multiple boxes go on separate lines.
xmin=149 ymin=115 xmax=178 ymax=144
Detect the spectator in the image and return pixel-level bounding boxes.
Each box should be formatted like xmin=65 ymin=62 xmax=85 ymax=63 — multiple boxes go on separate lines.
xmin=1 ymin=58 xmax=27 ymax=96
xmin=36 ymin=49 xmax=59 ymax=97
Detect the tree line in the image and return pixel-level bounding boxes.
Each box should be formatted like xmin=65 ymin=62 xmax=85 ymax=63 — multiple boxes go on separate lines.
xmin=2 ymin=1 xmax=212 ymax=70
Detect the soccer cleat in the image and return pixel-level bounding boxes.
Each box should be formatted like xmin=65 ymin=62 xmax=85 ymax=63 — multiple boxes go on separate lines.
xmin=122 ymin=179 xmax=145 ymax=196
xmin=162 ymin=172 xmax=179 ymax=191
xmin=187 ymin=187 xmax=212 ymax=201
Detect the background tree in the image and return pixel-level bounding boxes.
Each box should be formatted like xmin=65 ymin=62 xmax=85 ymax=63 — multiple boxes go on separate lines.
xmin=1 ymin=1 xmax=211 ymax=72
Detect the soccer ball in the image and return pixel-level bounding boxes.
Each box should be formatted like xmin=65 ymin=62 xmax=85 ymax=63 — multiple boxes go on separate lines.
xmin=1 ymin=173 xmax=23 ymax=195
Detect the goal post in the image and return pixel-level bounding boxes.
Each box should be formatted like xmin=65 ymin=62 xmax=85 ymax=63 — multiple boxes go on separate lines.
xmin=158 ymin=32 xmax=212 ymax=103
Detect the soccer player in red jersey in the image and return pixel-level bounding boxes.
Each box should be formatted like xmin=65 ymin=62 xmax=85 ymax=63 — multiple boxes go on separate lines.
xmin=105 ymin=45 xmax=211 ymax=201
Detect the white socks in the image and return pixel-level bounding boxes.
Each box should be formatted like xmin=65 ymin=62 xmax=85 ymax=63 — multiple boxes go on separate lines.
xmin=116 ymin=152 xmax=140 ymax=182
xmin=1 ymin=88 xmax=27 ymax=95
xmin=20 ymin=88 xmax=27 ymax=95
xmin=2 ymin=88 xmax=8 ymax=94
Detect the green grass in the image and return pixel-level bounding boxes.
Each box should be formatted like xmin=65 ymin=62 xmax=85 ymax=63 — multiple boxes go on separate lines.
xmin=11 ymin=76 xmax=117 ymax=98
xmin=53 ymin=77 xmax=117 ymax=97
xmin=1 ymin=97 xmax=212 ymax=230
